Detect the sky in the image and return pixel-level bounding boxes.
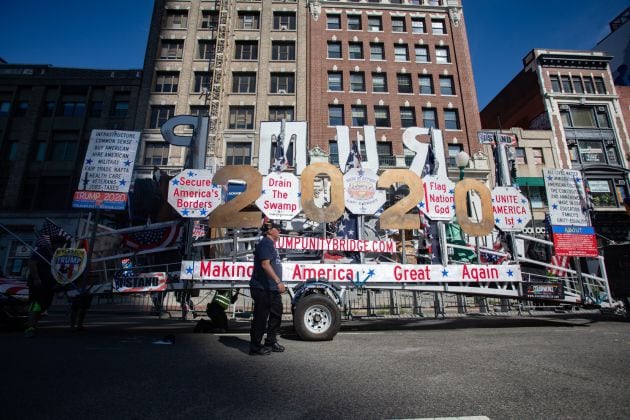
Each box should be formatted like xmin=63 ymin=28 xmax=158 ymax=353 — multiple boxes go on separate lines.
xmin=0 ymin=0 xmax=627 ymax=109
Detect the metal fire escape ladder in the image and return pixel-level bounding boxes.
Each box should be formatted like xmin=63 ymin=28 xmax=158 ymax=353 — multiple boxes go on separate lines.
xmin=206 ymin=0 xmax=232 ymax=165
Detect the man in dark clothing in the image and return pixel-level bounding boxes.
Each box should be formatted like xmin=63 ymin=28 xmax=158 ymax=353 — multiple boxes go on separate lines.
xmin=249 ymin=221 xmax=286 ymax=355
xmin=24 ymin=236 xmax=66 ymax=337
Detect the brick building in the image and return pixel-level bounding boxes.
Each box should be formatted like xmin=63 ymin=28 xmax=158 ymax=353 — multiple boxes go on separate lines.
xmin=306 ymin=0 xmax=483 ymax=175
xmin=481 ymin=49 xmax=630 ymax=242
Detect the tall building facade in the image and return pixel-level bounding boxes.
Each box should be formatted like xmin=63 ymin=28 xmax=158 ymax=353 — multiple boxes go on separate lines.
xmin=306 ymin=0 xmax=483 ymax=175
xmin=481 ymin=49 xmax=630 ymax=241
xmin=136 ymin=0 xmax=485 ymax=179
xmin=135 ymin=0 xmax=308 ymax=177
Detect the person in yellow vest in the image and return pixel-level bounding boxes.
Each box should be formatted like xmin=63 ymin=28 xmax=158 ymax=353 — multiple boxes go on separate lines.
xmin=203 ymin=289 xmax=239 ymax=333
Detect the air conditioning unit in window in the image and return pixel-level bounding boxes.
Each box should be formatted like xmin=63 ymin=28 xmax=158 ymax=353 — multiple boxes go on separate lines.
xmin=278 ymin=89 xmax=287 ymax=94
xmin=559 ymin=104 xmax=569 ymax=110
xmin=280 ymin=25 xmax=288 ymax=31
xmin=597 ymin=106 xmax=606 ymax=112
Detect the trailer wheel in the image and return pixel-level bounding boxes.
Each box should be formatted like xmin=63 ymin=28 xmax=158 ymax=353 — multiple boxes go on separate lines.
xmin=294 ymin=293 xmax=340 ymax=341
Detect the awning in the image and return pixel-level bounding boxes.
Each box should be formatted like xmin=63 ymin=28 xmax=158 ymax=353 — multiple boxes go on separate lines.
xmin=517 ymin=177 xmax=545 ymax=187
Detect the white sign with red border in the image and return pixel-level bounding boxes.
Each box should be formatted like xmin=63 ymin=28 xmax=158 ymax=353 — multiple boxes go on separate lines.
xmin=343 ymin=168 xmax=387 ymax=215
xmin=491 ymin=186 xmax=531 ymax=232
xmin=168 ymin=169 xmax=222 ymax=218
xmin=180 ymin=260 xmax=521 ymax=285
xmin=255 ymin=172 xmax=301 ymax=220
xmin=419 ymin=175 xmax=456 ymax=221
xmin=276 ymin=236 xmax=396 ymax=253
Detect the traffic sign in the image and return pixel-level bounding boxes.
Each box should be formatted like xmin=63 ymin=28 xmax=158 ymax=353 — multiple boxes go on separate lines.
xmin=167 ymin=169 xmax=222 ymax=218
xmin=477 ymin=131 xmax=496 ymax=144
xmin=418 ymin=175 xmax=455 ymax=221
xmin=256 ymin=172 xmax=301 ymax=220
xmin=491 ymin=186 xmax=531 ymax=232
xmin=343 ymin=168 xmax=386 ymax=215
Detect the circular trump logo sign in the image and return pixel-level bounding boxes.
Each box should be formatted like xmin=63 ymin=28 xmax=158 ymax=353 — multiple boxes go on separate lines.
xmin=343 ymin=168 xmax=386 ymax=215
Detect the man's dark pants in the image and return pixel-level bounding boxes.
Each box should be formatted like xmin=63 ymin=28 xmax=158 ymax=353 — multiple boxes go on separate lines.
xmin=250 ymin=288 xmax=283 ymax=351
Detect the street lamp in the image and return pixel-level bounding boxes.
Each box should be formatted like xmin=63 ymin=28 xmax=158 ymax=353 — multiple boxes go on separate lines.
xmin=455 ymin=150 xmax=470 ymax=181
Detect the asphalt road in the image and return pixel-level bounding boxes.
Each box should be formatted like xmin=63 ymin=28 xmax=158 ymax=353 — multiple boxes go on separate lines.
xmin=2 ymin=313 xmax=629 ymax=420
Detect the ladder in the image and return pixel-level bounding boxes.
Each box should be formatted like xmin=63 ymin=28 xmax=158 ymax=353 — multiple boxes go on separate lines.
xmin=206 ymin=0 xmax=232 ymax=165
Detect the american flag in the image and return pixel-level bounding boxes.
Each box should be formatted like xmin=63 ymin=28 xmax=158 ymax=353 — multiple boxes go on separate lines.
xmin=334 ymin=141 xmax=362 ymax=261
xmin=122 ymin=224 xmax=181 ymax=250
xmin=271 ymin=129 xmax=288 ymax=172
xmin=37 ymin=219 xmax=72 ymax=249
xmin=548 ymin=255 xmax=570 ymax=277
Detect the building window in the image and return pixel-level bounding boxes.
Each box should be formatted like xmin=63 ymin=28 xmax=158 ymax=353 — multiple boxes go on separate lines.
xmin=419 ymin=75 xmax=434 ymax=94
xmin=328 ymin=72 xmax=343 ymax=91
xmin=394 ymin=44 xmax=409 ymax=62
xmin=228 ymin=106 xmax=255 ymax=129
xmin=529 ymin=187 xmax=547 ymax=209
xmin=550 ymin=75 xmax=561 ymax=92
xmin=225 ymin=142 xmax=252 ymax=165
xmin=351 ymin=105 xmax=367 ymax=127
xmin=515 ymin=148 xmax=526 ymax=164
xmin=194 ymin=72 xmax=212 ymax=93
xmin=159 ymin=40 xmax=184 ymax=60
xmin=572 ymin=76 xmax=584 ymax=94
xmin=350 ymin=72 xmax=366 ymax=92
xmin=372 ymin=73 xmax=388 ymax=93
xmin=374 ymin=106 xmax=390 ymax=127
xmin=327 ymin=41 xmax=342 ymax=59
xmin=439 ymin=75 xmax=455 ymax=95
xmin=50 ymin=131 xmax=78 ymax=161
xmin=349 ymin=42 xmax=364 ymax=59
xmin=368 ymin=16 xmax=382 ymax=31
xmin=329 ymin=140 xmax=339 ymax=164
xmin=0 ymin=101 xmax=10 ymax=116
xmin=200 ymin=11 xmax=219 ymax=30
xmin=532 ymin=148 xmax=544 ymax=164
xmin=400 ymin=107 xmax=416 ymax=128
xmin=234 ymin=41 xmax=258 ymax=60
xmin=431 ymin=19 xmax=446 ymax=35
xmin=392 ymin=17 xmax=406 ymax=32
xmin=423 ymin=107 xmax=437 ymax=128
xmin=269 ymin=73 xmax=294 ymax=94
xmin=327 ymin=14 xmax=341 ymax=30
xmin=397 ymin=73 xmax=413 ymax=94
xmin=588 ymin=179 xmax=617 ymax=207
xmin=164 ymin=10 xmax=188 ymax=29
xmin=370 ymin=43 xmax=385 ymax=60
xmin=149 ymin=105 xmax=175 ymax=129
xmin=415 ymin=45 xmax=429 ymax=63
xmin=89 ymin=101 xmax=103 ymax=117
xmin=144 ymin=142 xmax=169 ymax=165
xmin=329 ymin=105 xmax=344 ymax=126
xmin=594 ymin=77 xmax=607 ymax=94
xmin=444 ymin=109 xmax=460 ymax=130
xmin=561 ymin=105 xmax=610 ymax=128
xmin=112 ymin=100 xmax=129 ymax=117
xmin=237 ymin=11 xmax=260 ymax=30
xmin=435 ymin=46 xmax=450 ymax=64
xmin=348 ymin=15 xmax=362 ymax=30
xmin=273 ymin=12 xmax=296 ymax=30
xmin=410 ymin=17 xmax=426 ymax=34
xmin=377 ymin=142 xmax=394 ymax=167
xmin=43 ymin=101 xmax=55 ymax=117
xmin=561 ymin=76 xmax=573 ymax=93
xmin=268 ymin=106 xmax=294 ymax=122
xmin=190 ymin=106 xmax=209 ymax=116
xmin=583 ymin=77 xmax=595 ymax=93
xmin=447 ymin=144 xmax=463 ymax=166
xmin=154 ymin=71 xmax=179 ymax=93
xmin=14 ymin=101 xmax=29 ymax=117
xmin=6 ymin=141 xmax=19 ymax=161
xmin=271 ymin=41 xmax=296 ymax=61
xmin=232 ymin=72 xmax=257 ymax=94
xmin=60 ymin=101 xmax=86 ymax=117
xmin=198 ymin=40 xmax=216 ymax=61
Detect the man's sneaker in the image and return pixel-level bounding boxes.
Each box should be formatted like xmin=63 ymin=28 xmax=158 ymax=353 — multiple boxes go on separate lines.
xmin=249 ymin=347 xmax=271 ymax=356
xmin=265 ymin=342 xmax=285 ymax=352
xmin=24 ymin=327 xmax=36 ymax=338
